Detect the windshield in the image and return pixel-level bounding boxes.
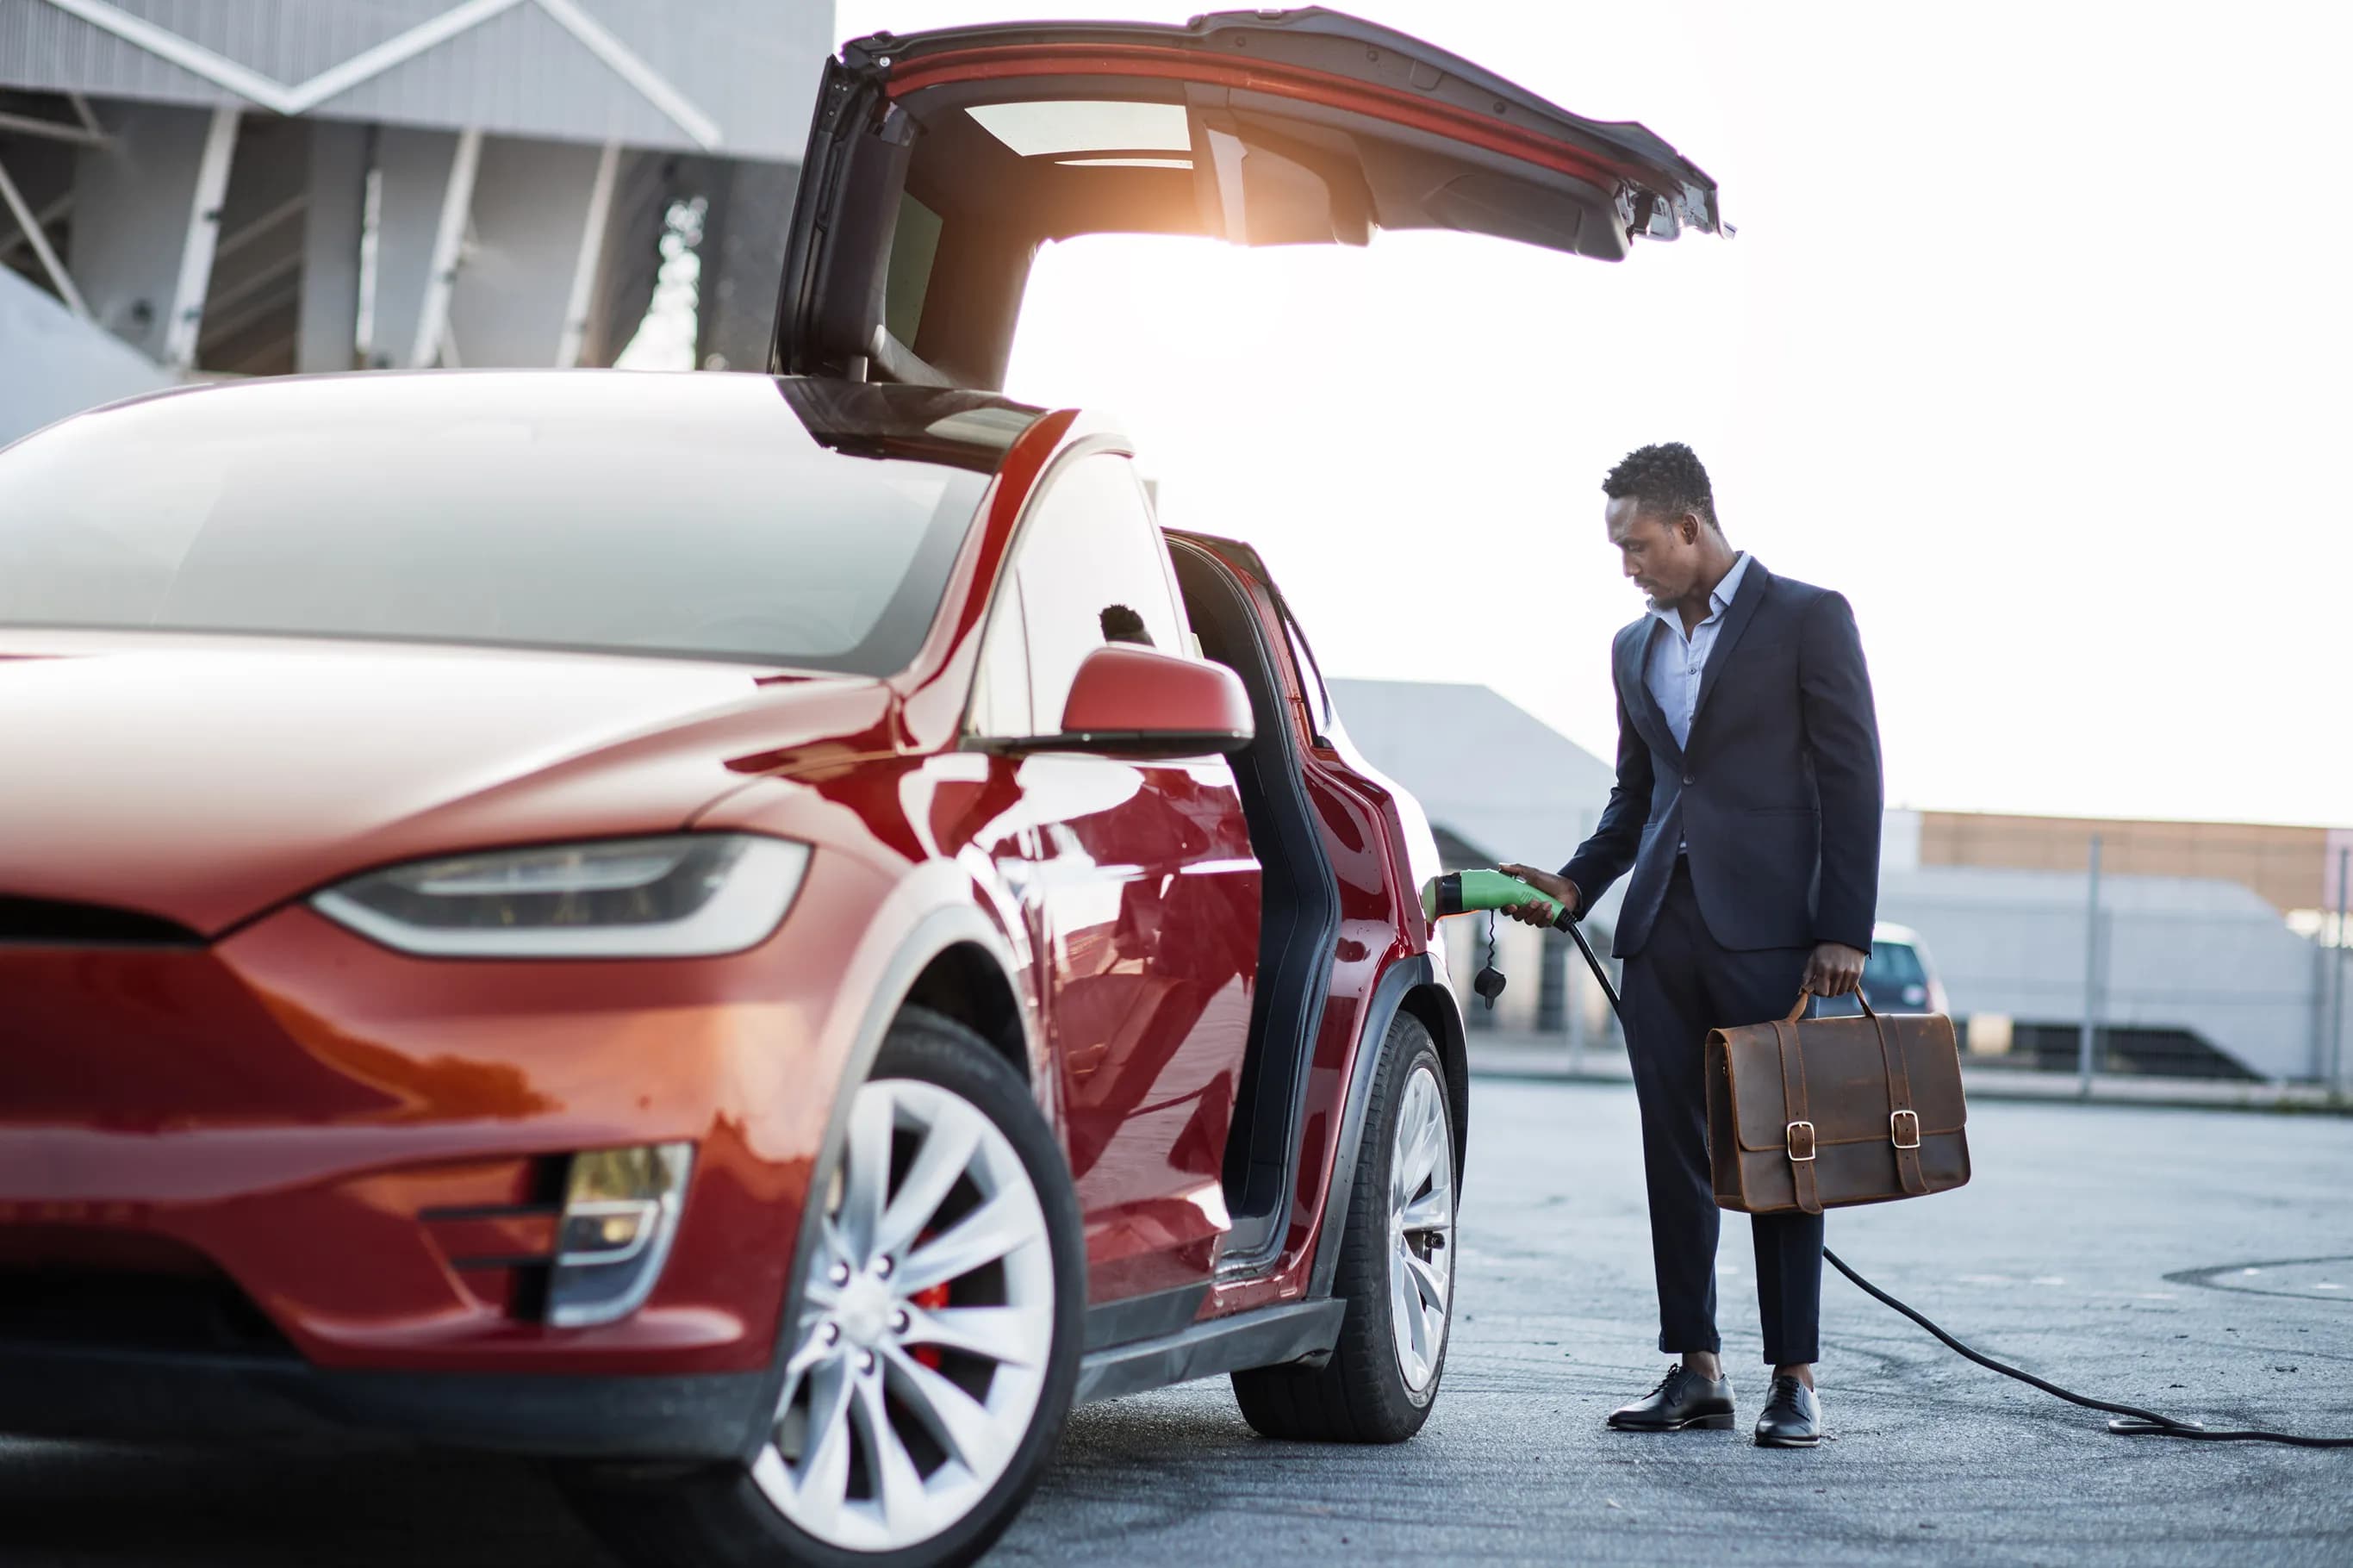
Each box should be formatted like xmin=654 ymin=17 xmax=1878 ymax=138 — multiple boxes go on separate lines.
xmin=0 ymin=373 xmax=989 ymax=676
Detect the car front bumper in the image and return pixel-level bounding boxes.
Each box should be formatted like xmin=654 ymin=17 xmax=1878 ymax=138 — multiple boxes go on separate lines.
xmin=0 ymin=1338 xmax=769 ymax=1459
xmin=0 ymin=846 xmax=898 ymax=1409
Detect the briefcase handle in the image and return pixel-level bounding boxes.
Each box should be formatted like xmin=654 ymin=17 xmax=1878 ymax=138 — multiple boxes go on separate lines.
xmin=1784 ymin=986 xmax=1879 ymax=1024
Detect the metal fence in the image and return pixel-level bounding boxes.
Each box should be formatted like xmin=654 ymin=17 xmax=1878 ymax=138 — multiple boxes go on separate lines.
xmin=1948 ymin=828 xmax=2353 ymax=1087
xmin=1442 ymin=834 xmax=2352 ymax=1094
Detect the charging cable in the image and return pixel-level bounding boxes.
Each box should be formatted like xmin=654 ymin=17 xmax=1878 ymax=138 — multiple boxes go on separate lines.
xmin=1822 ymin=1248 xmax=2353 ymax=1446
xmin=1559 ymin=919 xmax=2353 ymax=1448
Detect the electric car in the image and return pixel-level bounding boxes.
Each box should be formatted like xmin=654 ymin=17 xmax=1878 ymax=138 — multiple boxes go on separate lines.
xmin=0 ymin=10 xmax=1721 ymax=1566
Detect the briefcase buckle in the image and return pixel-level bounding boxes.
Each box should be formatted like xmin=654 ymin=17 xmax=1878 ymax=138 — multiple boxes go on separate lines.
xmin=1890 ymin=1109 xmax=1922 ymax=1150
xmin=1785 ymin=1120 xmax=1817 ymax=1163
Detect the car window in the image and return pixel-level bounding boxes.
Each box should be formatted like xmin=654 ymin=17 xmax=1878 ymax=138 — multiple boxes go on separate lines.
xmin=884 ymin=194 xmax=945 ymax=346
xmin=1278 ymin=602 xmax=1333 ymax=740
xmin=1865 ymin=943 xmax=1926 ymax=990
xmin=1858 ymin=942 xmax=1932 ymax=1011
xmin=969 ymin=576 xmax=1032 ymax=737
xmin=971 ymin=453 xmax=1189 ymax=737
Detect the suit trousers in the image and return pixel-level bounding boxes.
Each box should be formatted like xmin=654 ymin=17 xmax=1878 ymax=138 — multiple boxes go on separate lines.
xmin=1619 ymin=859 xmax=1823 ymax=1365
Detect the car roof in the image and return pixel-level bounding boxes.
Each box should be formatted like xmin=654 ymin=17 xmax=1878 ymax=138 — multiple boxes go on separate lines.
xmin=14 ymin=370 xmax=1057 ymax=476
xmin=1872 ymin=922 xmax=1924 ymax=947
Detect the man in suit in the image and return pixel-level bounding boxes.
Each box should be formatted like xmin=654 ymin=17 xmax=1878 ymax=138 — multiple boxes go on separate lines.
xmin=1501 ymin=442 xmax=1881 ymax=1449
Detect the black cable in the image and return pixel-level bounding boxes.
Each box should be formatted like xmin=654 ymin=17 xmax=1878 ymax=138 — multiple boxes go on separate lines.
xmin=1558 ymin=914 xmax=2353 ymax=1449
xmin=1823 ymin=1248 xmax=2353 ymax=1447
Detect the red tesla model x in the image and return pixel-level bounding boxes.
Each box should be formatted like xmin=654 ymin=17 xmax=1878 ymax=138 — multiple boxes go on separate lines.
xmin=0 ymin=10 xmax=1719 ymax=1566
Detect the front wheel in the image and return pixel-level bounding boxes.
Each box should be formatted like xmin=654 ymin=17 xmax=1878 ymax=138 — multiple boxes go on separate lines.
xmin=571 ymin=1008 xmax=1085 ymax=1568
xmin=1231 ymin=1011 xmax=1457 ymax=1442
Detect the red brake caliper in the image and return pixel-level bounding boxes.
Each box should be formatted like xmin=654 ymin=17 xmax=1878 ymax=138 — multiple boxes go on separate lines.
xmin=909 ymin=1229 xmax=949 ymax=1370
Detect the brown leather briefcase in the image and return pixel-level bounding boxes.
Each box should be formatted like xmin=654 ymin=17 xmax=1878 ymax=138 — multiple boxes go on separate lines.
xmin=1705 ymin=992 xmax=1970 ymax=1215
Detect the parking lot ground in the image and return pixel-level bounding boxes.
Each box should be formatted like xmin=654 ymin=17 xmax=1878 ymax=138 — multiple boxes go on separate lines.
xmin=4 ymin=1080 xmax=2348 ymax=1566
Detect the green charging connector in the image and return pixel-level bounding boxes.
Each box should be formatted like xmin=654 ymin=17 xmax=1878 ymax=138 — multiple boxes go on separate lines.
xmin=1419 ymin=869 xmax=1567 ymax=926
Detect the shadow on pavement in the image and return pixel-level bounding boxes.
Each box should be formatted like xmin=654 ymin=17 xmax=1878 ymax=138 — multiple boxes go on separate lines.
xmin=0 ymin=1438 xmax=613 ymax=1568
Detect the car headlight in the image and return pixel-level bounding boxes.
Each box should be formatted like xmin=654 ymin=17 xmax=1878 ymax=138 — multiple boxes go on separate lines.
xmin=311 ymin=834 xmax=809 ymax=958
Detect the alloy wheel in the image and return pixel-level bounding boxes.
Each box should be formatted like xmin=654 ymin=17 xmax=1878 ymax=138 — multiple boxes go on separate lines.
xmin=1387 ymin=1062 xmax=1454 ymax=1393
xmin=752 ymin=1076 xmax=1055 ymax=1553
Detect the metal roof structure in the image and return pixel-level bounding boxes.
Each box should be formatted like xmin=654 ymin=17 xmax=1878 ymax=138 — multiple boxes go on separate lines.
xmin=0 ymin=0 xmax=825 ymax=157
xmin=0 ymin=0 xmax=826 ymax=414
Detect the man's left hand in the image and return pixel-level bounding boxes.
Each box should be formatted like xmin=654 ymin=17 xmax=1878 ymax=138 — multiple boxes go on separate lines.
xmin=1805 ymin=942 xmax=1866 ymax=998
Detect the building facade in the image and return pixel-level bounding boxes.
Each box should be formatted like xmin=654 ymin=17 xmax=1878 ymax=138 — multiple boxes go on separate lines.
xmin=0 ymin=0 xmax=829 ymax=442
xmin=1913 ymin=810 xmax=2350 ymax=923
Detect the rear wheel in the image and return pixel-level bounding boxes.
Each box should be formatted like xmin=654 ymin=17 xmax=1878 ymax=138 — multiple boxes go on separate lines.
xmin=571 ymin=1008 xmax=1084 ymax=1568
xmin=1230 ymin=1011 xmax=1456 ymax=1442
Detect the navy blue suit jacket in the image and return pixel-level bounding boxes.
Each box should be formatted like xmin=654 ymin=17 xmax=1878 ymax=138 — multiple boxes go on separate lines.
xmin=1561 ymin=559 xmax=1883 ymax=959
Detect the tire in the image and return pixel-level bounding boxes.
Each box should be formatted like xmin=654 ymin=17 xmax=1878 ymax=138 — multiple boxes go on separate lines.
xmin=568 ymin=1007 xmax=1085 ymax=1568
xmin=1231 ymin=1011 xmax=1457 ymax=1443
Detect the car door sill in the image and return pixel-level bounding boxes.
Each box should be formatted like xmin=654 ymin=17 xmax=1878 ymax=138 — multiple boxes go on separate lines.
xmin=1074 ymin=1298 xmax=1345 ymax=1405
xmin=1083 ymin=1283 xmax=1210 ymax=1353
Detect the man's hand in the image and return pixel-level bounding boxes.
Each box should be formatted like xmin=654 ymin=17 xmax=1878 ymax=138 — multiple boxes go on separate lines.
xmin=1496 ymin=863 xmax=1580 ymax=930
xmin=1805 ymin=942 xmax=1867 ymax=998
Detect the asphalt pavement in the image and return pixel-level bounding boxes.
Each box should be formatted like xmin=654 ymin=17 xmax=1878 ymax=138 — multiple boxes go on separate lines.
xmin=4 ymin=1080 xmax=2348 ymax=1566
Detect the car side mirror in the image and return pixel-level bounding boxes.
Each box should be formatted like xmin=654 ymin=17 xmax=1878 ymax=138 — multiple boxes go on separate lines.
xmin=1024 ymin=644 xmax=1254 ymax=758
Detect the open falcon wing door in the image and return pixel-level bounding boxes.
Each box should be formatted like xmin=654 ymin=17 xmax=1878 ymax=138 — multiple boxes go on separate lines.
xmin=772 ymin=6 xmax=1724 ymax=390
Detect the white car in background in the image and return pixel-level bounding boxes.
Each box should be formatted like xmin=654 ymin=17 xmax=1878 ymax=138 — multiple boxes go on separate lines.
xmin=1815 ymin=922 xmax=1949 ymax=1017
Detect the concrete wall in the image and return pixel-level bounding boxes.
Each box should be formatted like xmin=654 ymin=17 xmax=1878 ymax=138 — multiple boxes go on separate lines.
xmin=0 ymin=263 xmax=171 ymax=447
xmin=446 ymin=134 xmax=606 ymax=367
xmin=1878 ymin=866 xmax=2325 ymax=1082
xmin=296 ymin=120 xmax=367 ymax=373
xmin=64 ymin=101 xmax=216 ymax=361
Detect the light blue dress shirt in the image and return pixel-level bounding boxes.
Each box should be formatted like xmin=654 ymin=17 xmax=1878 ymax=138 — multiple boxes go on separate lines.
xmin=1646 ymin=552 xmax=1750 ymax=856
xmin=1645 ymin=551 xmax=1751 ymax=750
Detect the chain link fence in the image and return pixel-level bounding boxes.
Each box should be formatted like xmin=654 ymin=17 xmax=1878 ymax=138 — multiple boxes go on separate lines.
xmin=1442 ymin=820 xmax=2353 ymax=1094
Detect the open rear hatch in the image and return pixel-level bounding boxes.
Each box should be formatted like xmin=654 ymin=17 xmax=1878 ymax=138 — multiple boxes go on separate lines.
xmin=773 ymin=5 xmax=1724 ymax=390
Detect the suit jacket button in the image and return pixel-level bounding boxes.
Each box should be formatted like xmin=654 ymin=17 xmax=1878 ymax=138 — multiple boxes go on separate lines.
xmin=1682 ymin=772 xmax=1696 ymax=786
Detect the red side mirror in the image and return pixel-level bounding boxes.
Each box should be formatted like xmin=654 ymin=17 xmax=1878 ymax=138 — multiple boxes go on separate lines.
xmin=1052 ymin=644 xmax=1254 ymax=756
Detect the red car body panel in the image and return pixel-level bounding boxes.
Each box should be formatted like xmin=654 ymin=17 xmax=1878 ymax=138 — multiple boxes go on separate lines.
xmin=0 ymin=631 xmax=893 ymax=935
xmin=0 ymin=381 xmax=1450 ymax=1403
xmin=0 ymin=845 xmax=899 ymax=1374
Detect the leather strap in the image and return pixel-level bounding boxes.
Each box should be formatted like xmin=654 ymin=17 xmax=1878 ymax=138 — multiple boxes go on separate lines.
xmin=1772 ymin=1019 xmax=1821 ymax=1215
xmin=1864 ymin=994 xmax=1930 ymax=1196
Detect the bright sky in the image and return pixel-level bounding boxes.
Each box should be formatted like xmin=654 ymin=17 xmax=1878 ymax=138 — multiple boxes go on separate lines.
xmin=832 ymin=1 xmax=2351 ymax=829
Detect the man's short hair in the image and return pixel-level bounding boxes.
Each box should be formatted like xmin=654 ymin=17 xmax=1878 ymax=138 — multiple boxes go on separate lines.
xmin=1099 ymin=603 xmax=1153 ymax=646
xmin=1603 ymin=442 xmax=1716 ymax=528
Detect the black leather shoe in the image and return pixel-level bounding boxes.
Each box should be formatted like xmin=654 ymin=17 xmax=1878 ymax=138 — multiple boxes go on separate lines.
xmin=1754 ymin=1375 xmax=1823 ymax=1447
xmin=1606 ymin=1363 xmax=1735 ymax=1431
